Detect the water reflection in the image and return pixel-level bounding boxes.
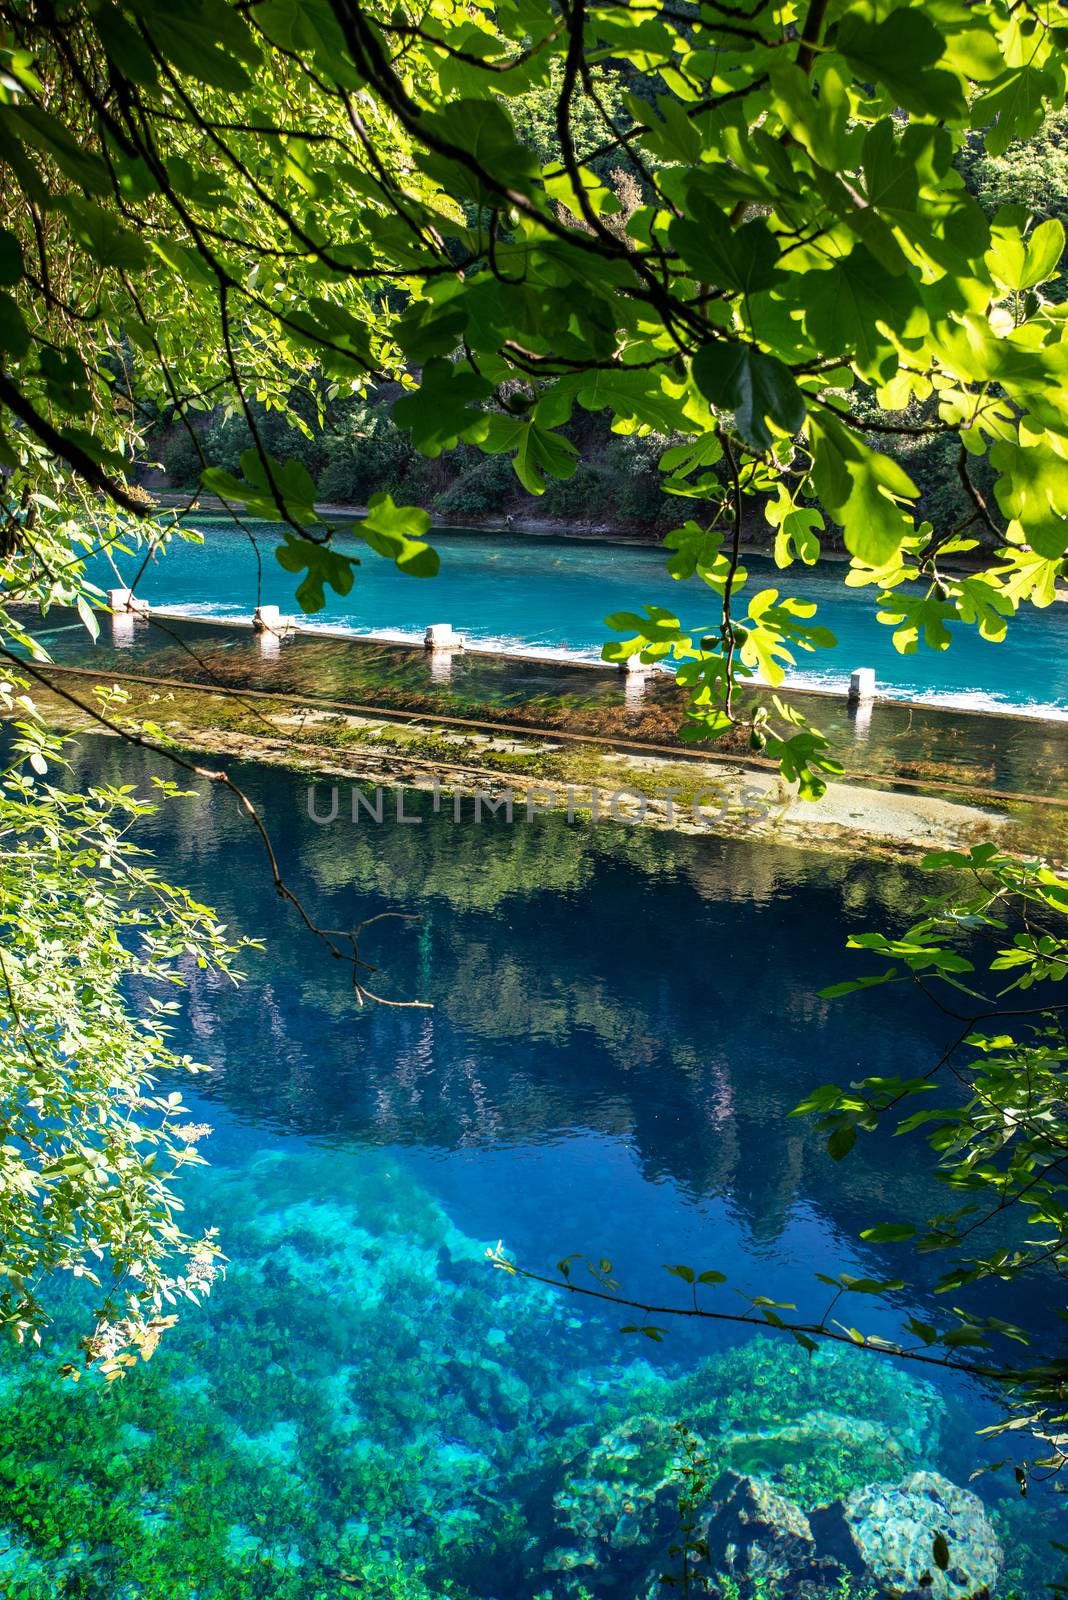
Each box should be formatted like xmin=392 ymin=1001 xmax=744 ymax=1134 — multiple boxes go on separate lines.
xmin=67 ymin=739 xmax=1064 ymax=1361
xmin=10 ymin=732 xmax=1056 ymax=1593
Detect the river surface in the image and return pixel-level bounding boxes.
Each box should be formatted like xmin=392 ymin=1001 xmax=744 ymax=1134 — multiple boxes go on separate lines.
xmin=89 ymin=518 xmax=1068 ymax=719
xmin=3 ymin=740 xmax=1063 ymax=1596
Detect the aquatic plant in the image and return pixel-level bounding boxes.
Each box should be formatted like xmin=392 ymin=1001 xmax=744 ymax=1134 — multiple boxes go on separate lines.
xmin=0 ymin=1150 xmax=1054 ymax=1597
xmin=668 ymin=1338 xmax=942 ymax=1509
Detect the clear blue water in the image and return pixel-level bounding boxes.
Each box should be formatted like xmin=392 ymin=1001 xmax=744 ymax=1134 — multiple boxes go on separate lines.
xmin=5 ymin=738 xmax=1062 ymax=1595
xmin=92 ymin=518 xmax=1068 ymax=718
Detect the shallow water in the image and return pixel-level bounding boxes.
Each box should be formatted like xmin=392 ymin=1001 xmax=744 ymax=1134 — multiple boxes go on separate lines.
xmin=3 ymin=741 xmax=1064 ymax=1596
xmin=22 ymin=607 xmax=1068 ymax=800
xmin=89 ymin=517 xmax=1068 ymax=717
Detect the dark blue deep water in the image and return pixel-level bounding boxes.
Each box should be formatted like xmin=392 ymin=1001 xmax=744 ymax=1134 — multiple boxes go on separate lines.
xmin=4 ymin=742 xmax=1066 ymax=1595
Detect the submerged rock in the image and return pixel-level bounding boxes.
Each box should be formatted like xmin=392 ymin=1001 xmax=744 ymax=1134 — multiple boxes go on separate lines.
xmin=720 ymin=1407 xmax=912 ymax=1488
xmin=813 ymin=1470 xmax=1004 ymax=1600
xmin=540 ymin=1415 xmax=691 ymax=1594
xmin=696 ymin=1471 xmax=817 ymax=1585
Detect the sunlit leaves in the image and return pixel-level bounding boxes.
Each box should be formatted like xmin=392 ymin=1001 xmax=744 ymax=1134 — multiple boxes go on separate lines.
xmin=480 ymin=413 xmax=578 ymax=494
xmin=2 ymin=0 xmax=1068 ymax=984
xmin=135 ymin=0 xmax=263 ymax=93
xmin=764 ymin=491 xmax=823 ymax=568
xmin=415 ymin=98 xmax=540 ymax=207
xmin=669 ymin=196 xmax=784 ymax=296
xmin=795 ymin=843 xmax=1068 ymax=1462
xmin=738 ymin=589 xmax=837 ymax=685
xmin=809 ymin=412 xmax=918 ymax=565
xmin=802 ymin=245 xmax=923 ymax=380
xmin=835 ymin=8 xmax=965 ymax=119
xmin=986 ymin=213 xmax=1066 ymax=291
xmin=990 ymin=436 xmax=1068 ymax=560
xmin=275 ymin=534 xmax=356 ymax=613
xmin=359 ymin=493 xmax=439 ymax=577
xmin=972 ymin=66 xmax=1059 ymax=158
xmin=392 ymin=359 xmax=493 ymax=456
xmin=201 ymin=448 xmax=318 ymax=524
xmin=0 ymin=688 xmax=248 ymax=1369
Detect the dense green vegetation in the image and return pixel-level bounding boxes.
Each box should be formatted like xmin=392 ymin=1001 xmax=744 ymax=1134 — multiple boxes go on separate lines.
xmin=150 ymin=109 xmax=1068 ymax=541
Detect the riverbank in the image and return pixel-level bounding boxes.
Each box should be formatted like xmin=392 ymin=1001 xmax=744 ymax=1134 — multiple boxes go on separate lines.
xmin=151 ymin=493 xmax=1024 ymax=576
xmin=151 ymin=491 xmax=668 ymax=546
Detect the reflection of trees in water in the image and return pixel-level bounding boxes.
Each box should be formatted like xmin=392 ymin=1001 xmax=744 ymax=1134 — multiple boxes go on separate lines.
xmin=78 ymin=739 xmax=1002 ymax=1309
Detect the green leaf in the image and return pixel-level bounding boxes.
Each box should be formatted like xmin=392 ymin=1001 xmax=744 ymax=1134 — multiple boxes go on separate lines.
xmin=55 ymin=196 xmax=150 ymax=273
xmin=2 ymin=103 xmax=110 ymax=193
xmin=576 ymin=368 xmax=686 ymax=435
xmin=665 ymin=1264 xmax=695 ymax=1283
xmin=1022 ymin=218 xmax=1066 ymax=288
xmin=137 ymin=0 xmax=262 ymax=92
xmin=275 ymin=535 xmax=356 ymax=614
xmin=972 ymin=66 xmax=1057 ymax=158
xmin=480 ymin=414 xmax=578 ymax=494
xmin=670 ymin=195 xmax=784 ymax=296
xmin=836 ymin=9 xmax=965 ymax=119
xmin=837 ymin=1273 xmax=906 ymax=1294
xmin=359 ymin=494 xmax=439 ymax=577
xmin=827 ymin=1124 xmax=856 ymax=1161
xmin=200 ymin=449 xmax=320 ymax=525
xmin=803 ymin=245 xmax=922 ymax=380
xmin=392 ymin=359 xmax=493 ymax=457
xmin=416 ymin=98 xmax=539 ymax=207
xmin=0 ymin=292 xmax=30 ymax=359
xmin=0 ymin=229 xmax=23 ymax=288
xmin=76 ymin=595 xmax=99 ymax=642
xmin=692 ymin=341 xmax=805 ymax=453
xmin=809 ymin=412 xmax=917 ymax=565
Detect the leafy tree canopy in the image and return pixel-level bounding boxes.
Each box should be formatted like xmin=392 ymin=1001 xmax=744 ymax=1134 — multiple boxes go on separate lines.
xmin=1 ymin=0 xmax=1068 ymax=793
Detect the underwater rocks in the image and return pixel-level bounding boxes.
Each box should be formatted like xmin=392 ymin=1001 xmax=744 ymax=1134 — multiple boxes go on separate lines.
xmin=685 ymin=1468 xmax=1005 ymax=1600
xmin=543 ymin=1415 xmax=686 ymax=1591
xmin=813 ymin=1471 xmax=1004 ymax=1600
xmin=686 ymin=1471 xmax=821 ymax=1588
xmin=540 ymin=1440 xmax=1006 ymax=1600
xmin=719 ymin=1407 xmax=912 ymax=1489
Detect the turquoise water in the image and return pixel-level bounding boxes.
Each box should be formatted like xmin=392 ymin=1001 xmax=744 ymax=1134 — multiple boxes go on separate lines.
xmin=3 ymin=740 xmax=1063 ymax=1595
xmin=92 ymin=519 xmax=1068 ymax=718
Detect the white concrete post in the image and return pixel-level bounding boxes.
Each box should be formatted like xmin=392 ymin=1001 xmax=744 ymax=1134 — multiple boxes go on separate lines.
xmin=425 ymin=623 xmax=463 ymax=650
xmin=108 ymin=587 xmax=149 ymax=615
xmin=848 ymin=667 xmax=876 ymax=704
xmin=619 ymin=653 xmax=654 ymax=677
xmin=253 ymin=605 xmax=282 ymax=634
